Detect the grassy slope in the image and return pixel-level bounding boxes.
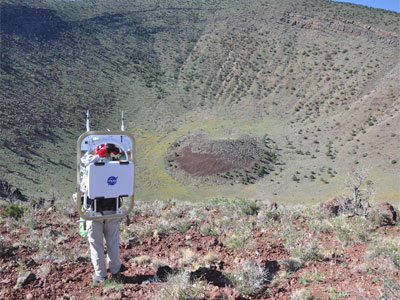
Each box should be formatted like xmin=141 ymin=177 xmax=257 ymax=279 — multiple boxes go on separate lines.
xmin=1 ymin=0 xmax=399 ymax=204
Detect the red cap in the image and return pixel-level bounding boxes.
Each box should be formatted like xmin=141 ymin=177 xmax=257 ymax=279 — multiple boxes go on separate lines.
xmin=94 ymin=144 xmax=109 ymax=157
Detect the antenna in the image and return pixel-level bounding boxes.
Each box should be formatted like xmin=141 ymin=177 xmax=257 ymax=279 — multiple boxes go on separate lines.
xmin=86 ymin=110 xmax=90 ymax=132
xmin=121 ymin=111 xmax=125 ymax=131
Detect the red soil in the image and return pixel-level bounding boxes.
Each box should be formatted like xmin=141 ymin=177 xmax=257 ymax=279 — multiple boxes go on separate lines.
xmin=1 ymin=208 xmax=399 ymax=300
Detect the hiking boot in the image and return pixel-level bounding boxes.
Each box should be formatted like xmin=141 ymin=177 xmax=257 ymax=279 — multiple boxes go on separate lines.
xmin=93 ymin=275 xmax=107 ymax=285
xmin=111 ymin=271 xmax=124 ymax=282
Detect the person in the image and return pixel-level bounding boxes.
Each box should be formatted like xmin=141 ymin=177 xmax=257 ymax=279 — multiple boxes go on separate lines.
xmin=87 ymin=209 xmax=122 ymax=284
xmin=86 ymin=143 xmax=123 ymax=284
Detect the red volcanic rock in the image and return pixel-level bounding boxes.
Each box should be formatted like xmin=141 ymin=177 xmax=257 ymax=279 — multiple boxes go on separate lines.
xmin=319 ymin=197 xmax=340 ymax=216
xmin=26 ymin=293 xmax=34 ymax=300
xmin=375 ymin=202 xmax=397 ymax=225
xmin=15 ymin=272 xmax=36 ymax=288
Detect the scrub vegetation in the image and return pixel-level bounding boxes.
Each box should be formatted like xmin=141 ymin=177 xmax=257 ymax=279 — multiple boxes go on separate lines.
xmin=1 ymin=173 xmax=399 ymax=299
xmin=0 ymin=0 xmax=399 ymax=203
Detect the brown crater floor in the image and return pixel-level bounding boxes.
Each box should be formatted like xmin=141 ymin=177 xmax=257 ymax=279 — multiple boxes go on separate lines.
xmin=165 ymin=133 xmax=280 ymax=185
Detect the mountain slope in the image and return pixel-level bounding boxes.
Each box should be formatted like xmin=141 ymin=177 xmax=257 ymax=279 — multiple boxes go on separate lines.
xmin=1 ymin=0 xmax=399 ymax=203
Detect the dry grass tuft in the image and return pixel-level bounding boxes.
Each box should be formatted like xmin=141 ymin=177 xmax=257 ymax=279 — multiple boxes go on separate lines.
xmin=152 ymin=271 xmax=206 ymax=300
xmin=203 ymin=252 xmax=219 ymax=266
xmin=178 ymin=248 xmax=198 ymax=268
xmin=226 ymin=259 xmax=267 ymax=295
xmin=134 ymin=255 xmax=152 ymax=266
xmin=290 ymin=288 xmax=313 ymax=300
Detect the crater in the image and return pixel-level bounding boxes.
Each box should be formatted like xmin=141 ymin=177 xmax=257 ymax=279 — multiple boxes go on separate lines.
xmin=165 ymin=133 xmax=281 ymax=185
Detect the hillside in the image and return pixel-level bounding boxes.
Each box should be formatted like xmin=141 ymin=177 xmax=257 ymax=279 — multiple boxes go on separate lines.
xmin=1 ymin=0 xmax=399 ymax=204
xmin=1 ymin=197 xmax=399 ymax=299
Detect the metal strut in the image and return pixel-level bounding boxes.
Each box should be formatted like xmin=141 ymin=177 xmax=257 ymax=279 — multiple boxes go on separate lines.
xmin=86 ymin=110 xmax=90 ymax=132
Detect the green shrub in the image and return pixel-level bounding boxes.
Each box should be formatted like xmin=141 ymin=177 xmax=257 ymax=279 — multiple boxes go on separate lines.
xmin=217 ymin=198 xmax=260 ymax=216
xmin=0 ymin=203 xmax=25 ymax=220
xmin=338 ymin=216 xmax=377 ymax=243
xmin=257 ymin=166 xmax=265 ymax=176
xmin=210 ymin=197 xmax=230 ymax=205
xmin=21 ymin=228 xmax=59 ymax=259
xmin=225 ymin=227 xmax=253 ymax=251
xmin=293 ymin=240 xmax=324 ymax=263
xmin=178 ymin=221 xmax=191 ymax=234
xmin=307 ymin=215 xmax=332 ymax=234
xmin=199 ymin=221 xmax=220 ymax=236
xmin=369 ymin=239 xmax=400 ymax=268
xmin=234 ymin=198 xmax=260 ymax=216
xmin=257 ymin=209 xmax=280 ymax=228
xmin=281 ymin=258 xmax=303 ymax=273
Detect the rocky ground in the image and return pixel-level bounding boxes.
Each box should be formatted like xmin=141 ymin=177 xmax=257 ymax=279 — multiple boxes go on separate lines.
xmin=0 ymin=196 xmax=399 ymax=300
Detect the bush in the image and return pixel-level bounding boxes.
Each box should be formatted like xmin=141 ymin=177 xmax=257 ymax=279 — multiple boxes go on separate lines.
xmin=0 ymin=203 xmax=25 ymax=219
xmin=368 ymin=206 xmax=396 ymax=226
xmin=218 ymin=198 xmax=260 ymax=216
xmin=21 ymin=228 xmax=59 ymax=259
xmin=235 ymin=198 xmax=260 ymax=216
xmin=226 ymin=259 xmax=267 ymax=295
xmin=257 ymin=166 xmax=265 ymax=177
xmin=225 ymin=226 xmax=253 ymax=251
xmin=292 ymin=240 xmax=324 ymax=263
xmin=199 ymin=222 xmax=220 ymax=236
xmin=369 ymin=238 xmax=400 ymax=268
xmin=257 ymin=209 xmax=280 ymax=228
xmin=281 ymin=258 xmax=303 ymax=273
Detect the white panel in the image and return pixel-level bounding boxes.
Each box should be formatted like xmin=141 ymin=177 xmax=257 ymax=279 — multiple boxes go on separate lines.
xmin=87 ymin=161 xmax=134 ymax=199
xmin=81 ymin=134 xmax=133 ymax=152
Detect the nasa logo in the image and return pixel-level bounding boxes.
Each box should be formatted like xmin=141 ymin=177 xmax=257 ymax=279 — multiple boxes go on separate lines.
xmin=107 ymin=176 xmax=118 ymax=186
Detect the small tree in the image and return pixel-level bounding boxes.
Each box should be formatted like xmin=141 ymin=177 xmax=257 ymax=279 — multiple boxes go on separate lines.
xmin=338 ymin=169 xmax=374 ymax=216
xmin=257 ymin=166 xmax=265 ymax=177
xmin=292 ymin=175 xmax=300 ymax=183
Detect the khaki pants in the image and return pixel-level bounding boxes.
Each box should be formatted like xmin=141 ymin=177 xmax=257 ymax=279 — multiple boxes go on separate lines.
xmin=87 ymin=212 xmax=121 ymax=277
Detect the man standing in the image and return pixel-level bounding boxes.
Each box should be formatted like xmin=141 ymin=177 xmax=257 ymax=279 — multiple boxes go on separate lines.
xmin=86 ymin=143 xmax=123 ymax=284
